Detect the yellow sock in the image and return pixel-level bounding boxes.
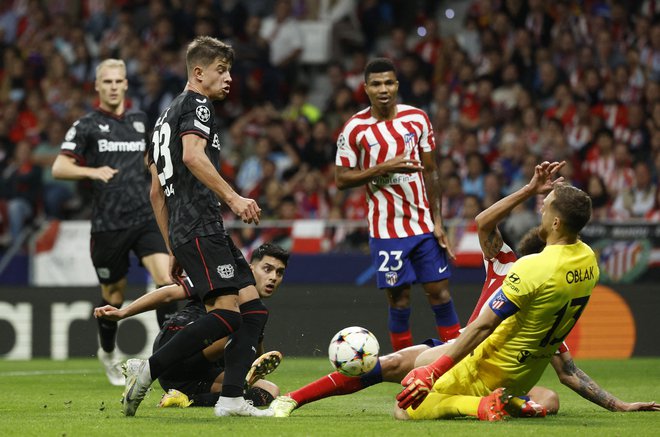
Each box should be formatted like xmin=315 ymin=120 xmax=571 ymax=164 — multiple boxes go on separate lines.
xmin=408 ymin=393 xmax=481 ymax=420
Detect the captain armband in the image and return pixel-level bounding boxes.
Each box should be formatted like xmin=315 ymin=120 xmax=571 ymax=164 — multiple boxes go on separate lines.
xmin=488 ymin=289 xmax=520 ymax=319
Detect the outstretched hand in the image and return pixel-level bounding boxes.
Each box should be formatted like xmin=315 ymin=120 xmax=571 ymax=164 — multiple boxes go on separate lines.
xmin=529 ymin=161 xmax=565 ymax=195
xmin=93 ymin=305 xmax=123 ymax=321
xmin=396 ymin=365 xmax=437 ymax=410
xmin=620 ymin=401 xmax=660 ymax=412
xmin=228 ymin=195 xmax=262 ymax=225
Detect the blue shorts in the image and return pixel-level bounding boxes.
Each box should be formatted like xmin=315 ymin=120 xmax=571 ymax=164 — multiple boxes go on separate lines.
xmin=369 ymin=233 xmax=451 ymax=289
xmin=421 ymin=338 xmax=445 ymax=348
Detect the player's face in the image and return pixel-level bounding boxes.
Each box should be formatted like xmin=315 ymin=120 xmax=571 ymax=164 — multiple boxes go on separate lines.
xmin=538 ymin=190 xmax=557 ymax=241
xmin=364 ymin=71 xmax=399 ymax=109
xmin=250 ymin=255 xmax=286 ymax=299
xmin=95 ymin=66 xmax=128 ymax=112
xmin=199 ymin=58 xmax=232 ymax=100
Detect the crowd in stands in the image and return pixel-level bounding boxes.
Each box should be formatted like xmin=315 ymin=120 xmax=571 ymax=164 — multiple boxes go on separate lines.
xmin=1 ymin=0 xmax=660 ymax=252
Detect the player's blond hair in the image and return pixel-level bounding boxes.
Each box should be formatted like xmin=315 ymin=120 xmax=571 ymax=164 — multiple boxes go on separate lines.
xmin=95 ymin=59 xmax=127 ymax=80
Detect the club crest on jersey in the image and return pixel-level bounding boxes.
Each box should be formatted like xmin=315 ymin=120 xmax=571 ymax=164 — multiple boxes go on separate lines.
xmin=99 ymin=124 xmax=110 ymax=132
xmin=96 ymin=267 xmax=110 ymax=279
xmin=385 ymin=271 xmax=398 ymax=286
xmin=196 ymin=105 xmax=210 ymax=123
xmin=133 ymin=121 xmax=145 ymax=133
xmin=217 ymin=264 xmax=235 ymax=279
xmin=404 ymin=132 xmax=416 ymax=150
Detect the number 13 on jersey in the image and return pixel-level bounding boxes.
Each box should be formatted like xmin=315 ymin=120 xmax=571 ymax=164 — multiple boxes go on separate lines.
xmin=152 ymin=121 xmax=175 ymax=196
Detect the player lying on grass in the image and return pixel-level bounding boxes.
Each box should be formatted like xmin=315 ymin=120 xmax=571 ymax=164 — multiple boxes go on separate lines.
xmin=394 ymin=168 xmax=659 ymax=421
xmin=270 ymin=161 xmax=659 ymax=418
xmin=95 ymin=243 xmax=288 ymax=409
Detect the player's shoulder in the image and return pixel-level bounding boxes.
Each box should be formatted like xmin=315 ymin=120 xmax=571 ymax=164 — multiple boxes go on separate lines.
xmin=341 ymin=107 xmax=373 ymax=134
xmin=124 ymin=107 xmax=148 ymax=120
xmin=510 ymin=252 xmax=548 ymax=277
xmin=397 ymin=104 xmax=429 ymax=119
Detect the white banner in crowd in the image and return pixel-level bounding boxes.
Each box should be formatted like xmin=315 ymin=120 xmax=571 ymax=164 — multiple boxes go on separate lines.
xmin=31 ymin=221 xmax=97 ymax=286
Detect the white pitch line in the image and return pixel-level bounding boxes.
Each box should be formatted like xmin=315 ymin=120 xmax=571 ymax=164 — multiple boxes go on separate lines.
xmin=0 ymin=368 xmax=99 ymax=377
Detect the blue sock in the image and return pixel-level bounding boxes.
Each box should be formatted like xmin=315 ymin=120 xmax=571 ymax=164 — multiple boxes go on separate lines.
xmin=431 ymin=301 xmax=459 ymax=327
xmin=388 ymin=307 xmax=411 ymax=333
xmin=360 ymin=359 xmax=383 ymax=387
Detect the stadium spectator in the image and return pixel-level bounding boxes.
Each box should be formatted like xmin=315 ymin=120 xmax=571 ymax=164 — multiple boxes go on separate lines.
xmin=611 ymin=161 xmax=657 ymax=218
xmin=31 ymin=119 xmax=76 ymax=219
xmin=0 ymin=139 xmax=42 ymax=246
xmin=259 ymin=0 xmax=304 ymax=104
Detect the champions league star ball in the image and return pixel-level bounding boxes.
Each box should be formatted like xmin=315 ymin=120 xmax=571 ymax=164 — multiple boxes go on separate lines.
xmin=328 ymin=326 xmax=380 ymax=377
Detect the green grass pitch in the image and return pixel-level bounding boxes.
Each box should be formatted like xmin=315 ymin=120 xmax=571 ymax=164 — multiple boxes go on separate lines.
xmin=0 ymin=357 xmax=658 ymax=436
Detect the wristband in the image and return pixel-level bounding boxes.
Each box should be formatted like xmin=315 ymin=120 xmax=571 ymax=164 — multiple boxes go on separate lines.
xmin=429 ymin=355 xmax=455 ymax=376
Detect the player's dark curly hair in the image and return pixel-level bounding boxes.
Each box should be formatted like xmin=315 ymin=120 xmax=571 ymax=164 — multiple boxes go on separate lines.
xmin=364 ymin=57 xmax=396 ymax=82
xmin=550 ymin=183 xmax=592 ymax=235
xmin=517 ymin=227 xmax=546 ymax=257
xmin=250 ymin=243 xmax=289 ymax=266
xmin=186 ymin=36 xmax=234 ymax=74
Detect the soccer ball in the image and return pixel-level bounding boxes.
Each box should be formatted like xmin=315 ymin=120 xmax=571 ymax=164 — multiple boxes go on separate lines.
xmin=328 ymin=326 xmax=380 ymax=377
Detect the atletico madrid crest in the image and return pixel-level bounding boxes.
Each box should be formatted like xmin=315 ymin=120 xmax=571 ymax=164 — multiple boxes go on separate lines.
xmin=385 ymin=271 xmax=398 ymax=286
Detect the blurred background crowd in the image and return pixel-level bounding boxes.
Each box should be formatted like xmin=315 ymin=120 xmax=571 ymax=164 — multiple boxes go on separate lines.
xmin=1 ymin=0 xmax=659 ymax=254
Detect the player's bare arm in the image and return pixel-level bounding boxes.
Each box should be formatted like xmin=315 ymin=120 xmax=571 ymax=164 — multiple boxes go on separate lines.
xmin=420 ymin=150 xmax=454 ymax=259
xmin=551 ymin=352 xmax=659 ymax=412
xmin=475 ymin=160 xmax=565 ymax=259
xmin=335 ymin=153 xmax=423 ymax=190
xmin=181 ymin=133 xmax=261 ymax=225
xmin=94 ymin=284 xmax=187 ymax=321
xmin=148 ymin=162 xmax=179 ymax=280
xmin=52 ymin=154 xmax=118 ymax=183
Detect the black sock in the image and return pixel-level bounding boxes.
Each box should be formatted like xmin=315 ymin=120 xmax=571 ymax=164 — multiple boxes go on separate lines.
xmin=155 ymin=298 xmax=179 ymax=328
xmin=189 ymin=392 xmax=221 ymax=407
xmin=221 ymin=299 xmax=268 ymax=398
xmin=245 ymin=386 xmax=275 ymax=407
xmin=149 ymin=308 xmax=241 ymax=381
xmin=97 ymin=299 xmax=122 ymax=352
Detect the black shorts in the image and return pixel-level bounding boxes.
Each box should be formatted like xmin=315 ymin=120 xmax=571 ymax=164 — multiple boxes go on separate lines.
xmin=159 ymin=366 xmax=223 ymax=396
xmin=173 ymin=232 xmax=255 ymax=302
xmin=90 ymin=219 xmax=167 ymax=284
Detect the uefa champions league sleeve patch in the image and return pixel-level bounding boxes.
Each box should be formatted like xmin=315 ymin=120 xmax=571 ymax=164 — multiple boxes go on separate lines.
xmin=196 ymin=105 xmax=210 ymax=123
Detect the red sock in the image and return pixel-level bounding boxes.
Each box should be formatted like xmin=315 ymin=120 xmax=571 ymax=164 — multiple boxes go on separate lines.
xmin=437 ymin=324 xmax=460 ymax=342
xmin=288 ymin=372 xmax=366 ymax=407
xmin=390 ymin=330 xmax=414 ymax=351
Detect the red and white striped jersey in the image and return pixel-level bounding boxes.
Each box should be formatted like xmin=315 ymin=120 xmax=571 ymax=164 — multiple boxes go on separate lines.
xmin=335 ymin=104 xmax=436 ymax=239
xmin=468 ymin=242 xmax=518 ymax=324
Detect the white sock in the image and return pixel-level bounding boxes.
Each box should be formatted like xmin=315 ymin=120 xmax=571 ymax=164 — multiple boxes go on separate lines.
xmin=216 ymin=396 xmax=243 ymax=407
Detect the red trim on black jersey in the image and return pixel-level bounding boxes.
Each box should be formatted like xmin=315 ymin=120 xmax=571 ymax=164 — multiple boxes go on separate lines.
xmin=60 ymin=150 xmax=87 ymax=166
xmin=95 ymin=107 xmax=126 ymax=120
xmin=179 ymin=129 xmax=210 ymax=141
xmin=211 ymin=312 xmax=235 ymax=333
xmin=194 ymin=238 xmax=214 ymax=290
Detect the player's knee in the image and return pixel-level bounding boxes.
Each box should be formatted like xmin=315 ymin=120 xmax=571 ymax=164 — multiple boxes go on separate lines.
xmin=544 ymin=389 xmax=560 ymax=415
xmin=239 ymin=299 xmax=269 ymax=327
xmin=208 ymin=308 xmax=242 ymax=333
xmin=380 ymin=353 xmax=407 ymax=381
xmin=393 ymin=403 xmax=410 ymax=420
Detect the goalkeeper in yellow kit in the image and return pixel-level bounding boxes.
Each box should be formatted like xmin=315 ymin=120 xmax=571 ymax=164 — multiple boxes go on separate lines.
xmin=396 ymin=182 xmax=599 ymax=421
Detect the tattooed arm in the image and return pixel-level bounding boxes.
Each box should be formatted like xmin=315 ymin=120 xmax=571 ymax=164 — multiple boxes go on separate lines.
xmin=551 ymin=352 xmax=659 ymax=412
xmin=475 ymin=161 xmax=565 ymax=259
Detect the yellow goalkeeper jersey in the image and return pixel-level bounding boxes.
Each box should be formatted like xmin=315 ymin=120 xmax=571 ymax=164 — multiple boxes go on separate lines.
xmin=474 ymin=240 xmax=599 ymax=395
